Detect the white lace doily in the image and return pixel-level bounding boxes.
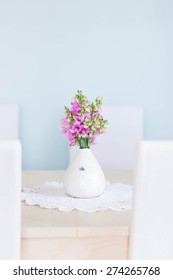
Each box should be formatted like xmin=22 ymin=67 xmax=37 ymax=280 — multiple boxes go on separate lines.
xmin=21 ymin=181 xmax=133 ymax=213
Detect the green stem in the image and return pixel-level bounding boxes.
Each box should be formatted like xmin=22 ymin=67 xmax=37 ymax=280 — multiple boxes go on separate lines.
xmin=79 ymin=138 xmax=90 ymax=149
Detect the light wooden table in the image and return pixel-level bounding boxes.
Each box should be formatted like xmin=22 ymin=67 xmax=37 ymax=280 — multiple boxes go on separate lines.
xmin=21 ymin=170 xmax=133 ymax=260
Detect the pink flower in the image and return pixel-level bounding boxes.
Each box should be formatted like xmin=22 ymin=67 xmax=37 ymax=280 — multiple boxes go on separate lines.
xmin=79 ymin=125 xmax=90 ymax=134
xmin=70 ymin=102 xmax=82 ymax=115
xmin=92 ymin=112 xmax=98 ymax=118
xmin=60 ymin=117 xmax=69 ymax=135
xmin=68 ymin=130 xmax=77 ymax=147
xmin=68 ymin=131 xmax=76 ymax=141
xmin=70 ymin=124 xmax=81 ymax=133
xmin=74 ymin=116 xmax=83 ymax=124
xmin=83 ymin=113 xmax=90 ymax=120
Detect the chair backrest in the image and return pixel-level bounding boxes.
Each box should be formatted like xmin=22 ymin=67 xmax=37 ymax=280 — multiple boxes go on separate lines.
xmin=0 ymin=104 xmax=19 ymax=139
xmin=0 ymin=140 xmax=21 ymax=259
xmin=128 ymin=141 xmax=173 ymax=259
xmin=0 ymin=104 xmax=21 ymax=259
xmin=69 ymin=106 xmax=143 ymax=170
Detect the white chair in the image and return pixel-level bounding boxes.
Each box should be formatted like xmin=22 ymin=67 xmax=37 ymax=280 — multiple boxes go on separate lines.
xmin=128 ymin=141 xmax=173 ymax=259
xmin=0 ymin=140 xmax=21 ymax=259
xmin=0 ymin=105 xmax=21 ymax=260
xmin=70 ymin=106 xmax=143 ymax=170
xmin=0 ymin=105 xmax=19 ymax=139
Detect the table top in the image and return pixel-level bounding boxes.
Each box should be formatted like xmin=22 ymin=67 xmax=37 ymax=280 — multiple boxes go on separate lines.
xmin=21 ymin=170 xmax=133 ymax=239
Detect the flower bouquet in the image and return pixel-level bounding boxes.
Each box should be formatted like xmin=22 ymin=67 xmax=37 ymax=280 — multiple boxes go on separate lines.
xmin=60 ymin=90 xmax=108 ymax=148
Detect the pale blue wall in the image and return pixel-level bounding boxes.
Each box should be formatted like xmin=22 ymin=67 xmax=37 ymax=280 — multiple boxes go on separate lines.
xmin=0 ymin=0 xmax=173 ymax=170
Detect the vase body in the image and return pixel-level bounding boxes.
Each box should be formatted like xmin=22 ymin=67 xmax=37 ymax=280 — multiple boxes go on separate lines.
xmin=64 ymin=148 xmax=105 ymax=198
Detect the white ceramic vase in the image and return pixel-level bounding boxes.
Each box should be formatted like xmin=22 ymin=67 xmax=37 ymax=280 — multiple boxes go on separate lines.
xmin=63 ymin=148 xmax=105 ymax=198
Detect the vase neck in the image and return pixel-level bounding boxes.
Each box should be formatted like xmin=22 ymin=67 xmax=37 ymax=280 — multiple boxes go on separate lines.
xmin=78 ymin=148 xmax=92 ymax=154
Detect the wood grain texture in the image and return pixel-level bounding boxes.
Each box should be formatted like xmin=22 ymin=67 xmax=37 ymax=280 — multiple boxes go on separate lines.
xmin=21 ymin=236 xmax=129 ymax=260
